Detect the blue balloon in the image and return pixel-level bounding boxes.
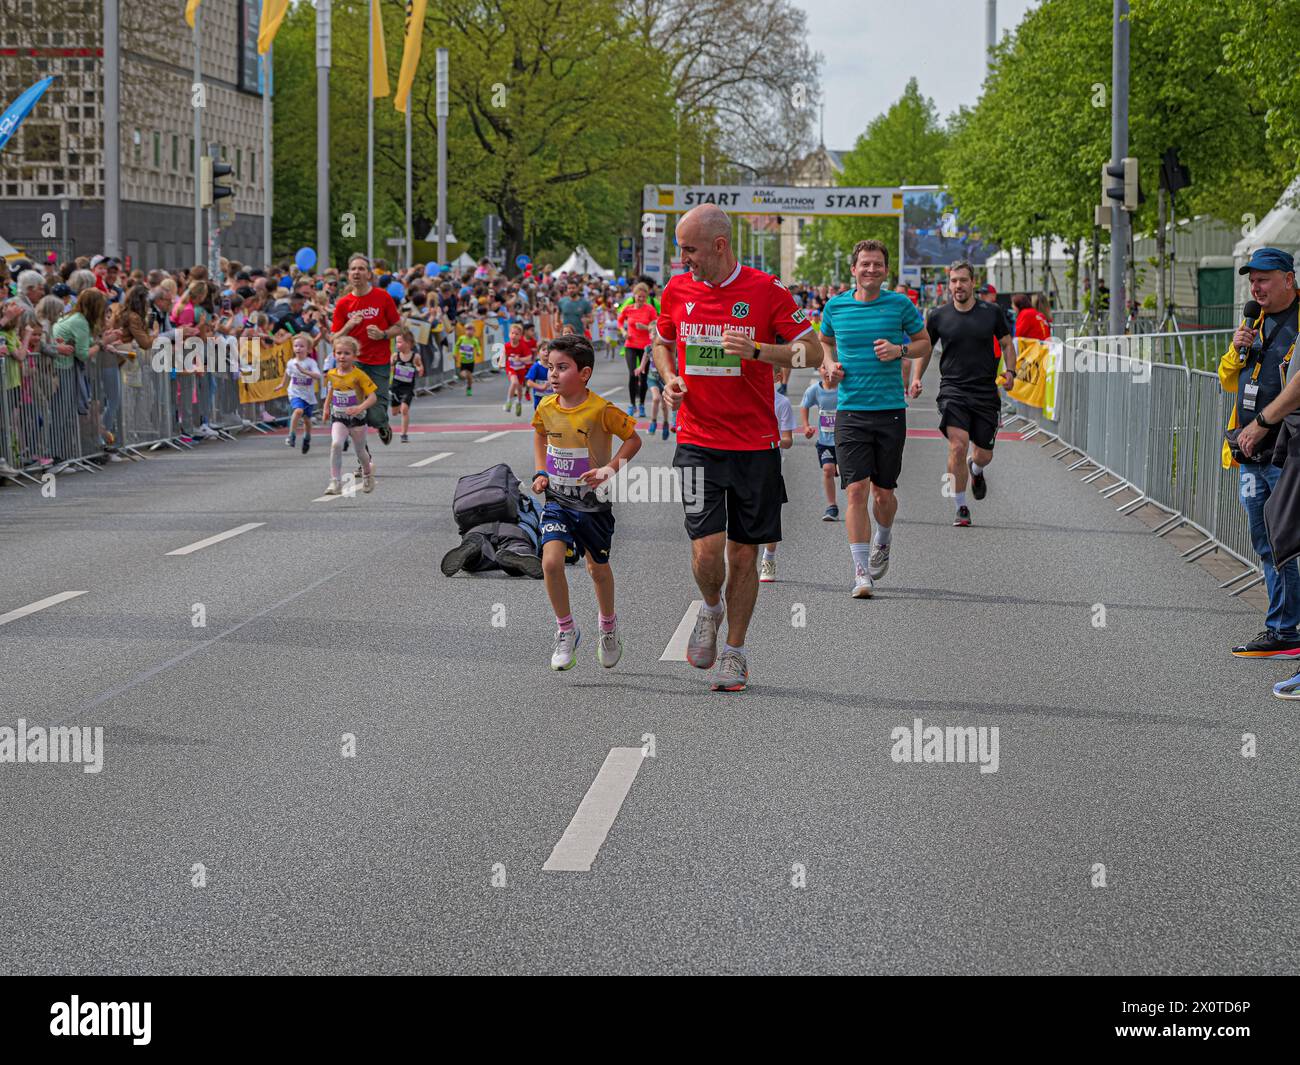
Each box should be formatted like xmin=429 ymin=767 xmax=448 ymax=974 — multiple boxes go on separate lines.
xmin=277 ymin=278 xmax=291 ymax=291
xmin=617 ymin=276 xmax=627 ymax=286
xmin=425 ymin=261 xmax=442 ymax=277
xmin=386 ymin=281 xmax=406 ymax=301
xmin=295 ymin=246 xmax=317 ymax=272
xmin=515 ymin=254 xmax=531 ymax=269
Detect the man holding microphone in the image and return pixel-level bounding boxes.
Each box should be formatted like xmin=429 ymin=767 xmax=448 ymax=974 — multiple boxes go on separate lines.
xmin=1222 ymin=248 xmax=1300 ymax=667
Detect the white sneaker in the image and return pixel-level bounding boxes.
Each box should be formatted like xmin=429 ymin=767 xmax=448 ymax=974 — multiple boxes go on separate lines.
xmin=852 ymin=564 xmax=874 ymax=598
xmin=759 ymin=558 xmax=777 ymax=583
xmin=868 ymin=542 xmax=890 ymax=581
xmin=551 ymin=627 xmax=580 ymax=671
xmin=363 ymin=467 xmax=375 ymax=493
xmin=324 ymin=479 xmax=341 ymax=496
xmin=597 ymin=627 xmax=623 ymax=668
xmin=503 ymin=401 xmax=512 ymax=411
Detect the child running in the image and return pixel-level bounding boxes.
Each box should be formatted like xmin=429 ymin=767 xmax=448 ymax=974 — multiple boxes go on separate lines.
xmin=389 ymin=327 xmax=424 ymax=442
xmin=281 ymin=333 xmax=324 ymax=453
xmin=640 ymin=348 xmax=674 ymax=439
xmin=503 ymin=322 xmax=532 ymax=416
xmin=758 ymin=382 xmax=797 ymax=583
xmin=531 ymin=334 xmax=642 ymax=671
xmin=322 ymin=335 xmax=377 ymax=495
xmin=454 ymin=325 xmax=481 ymax=395
xmin=800 ymin=363 xmax=841 ymax=521
xmin=526 ymin=342 xmax=553 ymax=409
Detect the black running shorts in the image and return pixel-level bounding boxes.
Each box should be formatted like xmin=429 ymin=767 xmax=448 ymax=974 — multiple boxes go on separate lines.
xmin=672 ymin=443 xmax=786 ymax=544
xmin=937 ymin=395 xmax=998 ymax=452
xmin=835 ymin=409 xmax=906 ymax=491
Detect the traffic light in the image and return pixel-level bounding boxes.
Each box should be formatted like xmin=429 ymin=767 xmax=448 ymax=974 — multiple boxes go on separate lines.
xmin=1103 ymin=156 xmax=1142 ymax=212
xmin=200 ymin=154 xmax=235 ymax=209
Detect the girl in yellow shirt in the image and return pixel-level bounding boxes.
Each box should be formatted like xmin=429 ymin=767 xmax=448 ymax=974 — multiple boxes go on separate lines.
xmin=322 ymin=336 xmax=378 ymax=495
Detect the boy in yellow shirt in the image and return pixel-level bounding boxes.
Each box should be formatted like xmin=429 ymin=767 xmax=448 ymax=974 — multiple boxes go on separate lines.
xmin=322 ymin=335 xmax=378 ymax=496
xmin=531 ymin=334 xmax=641 ymax=670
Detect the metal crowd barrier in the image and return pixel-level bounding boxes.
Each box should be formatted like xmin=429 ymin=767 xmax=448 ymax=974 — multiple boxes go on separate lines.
xmin=1003 ymin=328 xmax=1264 ymax=593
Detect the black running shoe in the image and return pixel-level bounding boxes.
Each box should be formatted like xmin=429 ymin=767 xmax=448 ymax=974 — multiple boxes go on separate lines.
xmin=969 ymin=460 xmax=987 ymax=500
xmin=954 ymin=506 xmax=972 ymax=527
xmin=440 ymin=540 xmax=482 ymax=576
xmin=378 ymin=424 xmax=393 ymax=446
xmin=1231 ymin=629 xmax=1300 ymax=658
xmin=302 ymin=435 xmax=311 ymax=454
xmin=496 ymin=549 xmax=544 ymax=579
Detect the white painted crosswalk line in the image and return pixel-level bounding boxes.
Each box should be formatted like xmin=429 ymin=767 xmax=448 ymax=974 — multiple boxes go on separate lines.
xmin=474 ymin=430 xmax=512 ymax=443
xmin=166 ymin=522 xmax=265 ymax=556
xmin=409 ymin=451 xmax=453 ymax=468
xmin=0 ymin=590 xmax=89 ymax=628
xmin=601 ymin=386 xmax=624 ymax=397
xmin=544 ymin=747 xmax=646 ymax=873
xmin=660 ymin=599 xmax=703 ymax=661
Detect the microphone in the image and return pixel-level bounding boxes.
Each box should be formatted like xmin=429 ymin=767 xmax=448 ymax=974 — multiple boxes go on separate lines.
xmin=1238 ymin=300 xmax=1262 ymax=355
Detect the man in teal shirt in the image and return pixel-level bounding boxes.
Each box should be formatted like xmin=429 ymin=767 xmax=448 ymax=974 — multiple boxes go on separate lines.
xmin=818 ymin=239 xmax=930 ymax=599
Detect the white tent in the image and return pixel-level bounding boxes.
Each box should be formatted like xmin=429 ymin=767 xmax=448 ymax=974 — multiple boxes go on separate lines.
xmin=1233 ymin=175 xmax=1300 ymax=305
xmin=557 ymin=245 xmax=614 ymax=279
xmin=0 ymin=233 xmax=21 ymax=259
xmin=451 ymin=251 xmax=476 ymax=270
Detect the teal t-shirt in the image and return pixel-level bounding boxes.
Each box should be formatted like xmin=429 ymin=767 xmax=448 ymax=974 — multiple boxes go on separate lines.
xmin=820 ymin=289 xmax=924 ymax=411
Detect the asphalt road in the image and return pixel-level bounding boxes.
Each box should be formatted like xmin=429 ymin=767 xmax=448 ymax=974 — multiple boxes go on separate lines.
xmin=1 ymin=356 xmax=1297 ymax=975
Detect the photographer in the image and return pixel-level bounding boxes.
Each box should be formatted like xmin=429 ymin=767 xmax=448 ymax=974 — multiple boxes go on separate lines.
xmin=1222 ymin=248 xmax=1300 ymax=662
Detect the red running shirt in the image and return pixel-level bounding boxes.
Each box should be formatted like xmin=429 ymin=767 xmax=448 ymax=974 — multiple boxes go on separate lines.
xmin=656 ymin=263 xmax=813 ymax=451
xmin=332 ymin=287 xmax=401 ymax=366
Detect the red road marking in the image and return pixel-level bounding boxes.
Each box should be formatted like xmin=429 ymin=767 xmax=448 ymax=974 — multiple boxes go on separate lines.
xmin=269 ymin=423 xmax=1026 ymax=439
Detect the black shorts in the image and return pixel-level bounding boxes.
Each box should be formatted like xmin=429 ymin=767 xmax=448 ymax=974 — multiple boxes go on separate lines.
xmin=541 ymin=502 xmax=614 ymax=565
xmin=672 ymin=443 xmax=786 ymax=544
xmin=834 ymin=409 xmax=906 ymax=491
xmin=937 ymin=395 xmax=999 ymax=451
xmin=391 ymin=382 xmax=415 ymax=406
xmin=815 ymin=443 xmax=837 ymax=468
xmin=331 ymin=414 xmax=368 ymax=429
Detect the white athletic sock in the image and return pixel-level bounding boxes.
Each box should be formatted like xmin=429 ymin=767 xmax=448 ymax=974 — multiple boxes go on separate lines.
xmin=874 ymin=524 xmax=892 ymax=546
xmin=955 ymin=491 xmax=968 ymax=508
xmin=701 ymin=599 xmax=723 ymax=618
xmin=762 ymin=548 xmax=776 ymax=562
xmin=723 ymin=643 xmax=746 ymax=658
xmin=971 ymin=461 xmax=985 ymax=476
xmin=850 ymin=542 xmax=872 ymax=572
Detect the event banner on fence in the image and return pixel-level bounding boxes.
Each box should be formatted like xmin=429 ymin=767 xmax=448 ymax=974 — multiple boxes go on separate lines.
xmin=1009 ymin=338 xmax=1049 ymax=409
xmin=238 ymin=338 xmax=293 ymax=405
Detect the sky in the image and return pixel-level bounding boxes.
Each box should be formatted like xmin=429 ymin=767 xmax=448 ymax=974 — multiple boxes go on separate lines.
xmin=797 ymin=0 xmax=1039 ymax=151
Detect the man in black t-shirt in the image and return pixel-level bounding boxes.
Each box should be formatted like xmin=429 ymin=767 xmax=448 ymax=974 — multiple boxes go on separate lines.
xmin=910 ymin=261 xmax=1016 ymax=526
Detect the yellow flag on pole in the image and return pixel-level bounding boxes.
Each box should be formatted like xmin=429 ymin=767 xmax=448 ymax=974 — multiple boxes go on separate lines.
xmin=184 ymin=0 xmax=201 ymax=29
xmin=394 ymin=0 xmax=427 ymax=113
xmin=257 ymin=0 xmax=291 ymax=55
xmin=371 ymin=0 xmax=391 ymax=99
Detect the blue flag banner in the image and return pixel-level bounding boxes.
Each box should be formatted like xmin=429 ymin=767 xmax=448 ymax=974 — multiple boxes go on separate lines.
xmin=0 ymin=77 xmax=55 ymax=154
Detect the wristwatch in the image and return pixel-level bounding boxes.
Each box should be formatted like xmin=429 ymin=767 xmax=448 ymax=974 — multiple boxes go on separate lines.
xmin=1255 ymin=412 xmax=1275 ymax=428
xmin=751 ymin=342 xmax=761 ymax=359
xmin=900 ymin=343 xmax=909 ymax=359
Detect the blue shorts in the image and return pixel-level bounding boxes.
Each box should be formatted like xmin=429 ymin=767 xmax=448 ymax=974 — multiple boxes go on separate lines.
xmin=816 ymin=443 xmax=837 ymax=468
xmin=540 ymin=502 xmax=615 ymax=565
xmin=290 ymin=397 xmax=315 ymax=415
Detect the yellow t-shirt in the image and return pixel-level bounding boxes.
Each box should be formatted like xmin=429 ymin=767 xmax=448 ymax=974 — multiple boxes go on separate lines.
xmin=532 ymin=390 xmax=637 ymax=512
xmin=326 ymin=366 xmax=377 ymax=418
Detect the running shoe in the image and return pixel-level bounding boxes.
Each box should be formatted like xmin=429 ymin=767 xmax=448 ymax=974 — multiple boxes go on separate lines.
xmin=1231 ymin=630 xmax=1300 ymax=658
xmin=286 ymin=434 xmax=295 ymax=448
xmin=1273 ymin=670 xmax=1300 ymax=699
xmin=363 ymin=467 xmax=375 ymax=493
xmin=551 ymin=627 xmax=580 ymax=671
xmin=626 ymin=404 xmax=635 ymax=416
xmin=759 ymin=558 xmax=777 ymax=583
xmin=440 ymin=539 xmax=481 ymax=576
xmin=954 ymin=506 xmax=972 ymax=527
xmin=869 ymin=542 xmax=891 ymax=581
xmin=597 ymin=628 xmax=623 ymax=669
xmin=503 ymin=400 xmax=512 ymax=411
xmin=638 ymin=404 xmax=646 ymax=417
xmin=324 ymin=479 xmax=341 ymax=496
xmin=661 ymin=420 xmax=669 ymax=440
xmin=852 ymin=564 xmax=874 ymax=599
xmin=686 ymin=605 xmax=722 ymax=669
xmin=302 ymin=435 xmax=311 ymax=454
xmin=969 ymin=460 xmax=987 ymax=500
xmin=823 ymin=505 xmax=839 ymax=521
xmin=515 ymin=400 xmax=522 ymax=417
xmin=648 ymin=421 xmax=657 ymax=435
xmin=466 ymin=387 xmax=472 ymax=396
xmin=496 ymin=549 xmax=543 ymax=579
xmin=378 ymin=424 xmax=393 ymax=446
xmin=709 ymin=649 xmax=748 ymax=692
xmin=400 ymin=433 xmax=409 ymax=443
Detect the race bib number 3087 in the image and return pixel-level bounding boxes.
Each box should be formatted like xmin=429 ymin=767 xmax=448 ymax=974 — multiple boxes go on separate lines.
xmin=684 ymin=340 xmax=742 ymax=376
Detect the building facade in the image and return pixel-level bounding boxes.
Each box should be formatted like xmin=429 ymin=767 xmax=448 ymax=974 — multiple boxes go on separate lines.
xmin=778 ymin=144 xmax=844 ymax=281
xmin=0 ymin=0 xmax=266 ymax=270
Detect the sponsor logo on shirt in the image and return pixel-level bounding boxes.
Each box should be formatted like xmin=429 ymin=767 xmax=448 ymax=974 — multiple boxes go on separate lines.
xmin=685 ymin=302 xmax=696 ymax=315
xmin=791 ymin=308 xmax=806 ymax=323
xmin=731 ymin=302 xmax=750 ymax=318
